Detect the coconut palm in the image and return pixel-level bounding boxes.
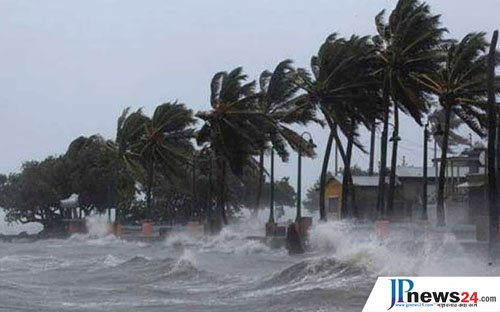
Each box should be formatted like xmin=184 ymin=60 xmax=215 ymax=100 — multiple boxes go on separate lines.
xmin=295 ymin=34 xmax=380 ymax=220
xmin=196 ymin=67 xmax=268 ymax=224
xmin=255 ymin=59 xmax=318 ymax=222
xmin=413 ymin=32 xmax=498 ymax=225
xmin=487 ymin=30 xmax=499 ymax=248
xmin=428 ymin=108 xmax=469 ymax=153
xmin=116 ymin=102 xmax=196 ymax=219
xmin=373 ymin=0 xmax=446 ymax=218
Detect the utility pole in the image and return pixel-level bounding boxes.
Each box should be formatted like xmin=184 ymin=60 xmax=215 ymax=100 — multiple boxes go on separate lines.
xmin=422 ymin=123 xmax=429 ymax=220
xmin=269 ymin=148 xmax=275 ymax=223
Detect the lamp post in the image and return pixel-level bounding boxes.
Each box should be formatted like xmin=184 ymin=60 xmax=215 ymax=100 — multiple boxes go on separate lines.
xmin=268 ymin=148 xmax=275 ymax=223
xmin=422 ymin=123 xmax=429 ymax=220
xmin=296 ymin=132 xmax=316 ymax=222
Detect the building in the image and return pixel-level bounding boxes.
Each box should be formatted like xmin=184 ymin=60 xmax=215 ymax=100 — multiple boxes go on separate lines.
xmin=324 ymin=175 xmax=402 ymax=221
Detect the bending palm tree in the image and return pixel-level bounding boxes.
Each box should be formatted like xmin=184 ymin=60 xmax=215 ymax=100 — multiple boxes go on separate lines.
xmin=413 ymin=32 xmax=496 ymax=225
xmin=373 ymin=0 xmax=445 ymax=218
xmin=116 ymin=102 xmax=195 ymax=219
xmin=197 ymin=67 xmax=266 ymax=224
xmin=428 ymin=108 xmax=469 ymax=153
xmin=295 ymin=34 xmax=380 ymax=220
xmin=255 ymin=59 xmax=318 ymax=222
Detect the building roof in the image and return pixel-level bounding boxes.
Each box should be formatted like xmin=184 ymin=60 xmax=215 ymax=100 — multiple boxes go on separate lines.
xmin=330 ymin=175 xmax=401 ymax=187
xmin=396 ymin=166 xmax=469 ymax=178
xmin=60 ymin=193 xmax=79 ymax=208
xmin=457 ymin=181 xmax=485 ymax=188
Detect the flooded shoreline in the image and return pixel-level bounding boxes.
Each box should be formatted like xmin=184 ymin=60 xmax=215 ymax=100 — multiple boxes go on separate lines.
xmin=1 ymin=209 xmax=498 ymax=312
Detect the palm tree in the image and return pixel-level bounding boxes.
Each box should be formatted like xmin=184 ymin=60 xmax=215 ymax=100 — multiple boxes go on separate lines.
xmin=116 ymin=102 xmax=196 ymax=219
xmin=373 ymin=0 xmax=445 ymax=218
xmin=413 ymin=32 xmax=496 ymax=225
xmin=196 ymin=67 xmax=267 ymax=224
xmin=255 ymin=59 xmax=318 ymax=222
xmin=295 ymin=34 xmax=380 ymax=220
xmin=428 ymin=108 xmax=469 ymax=153
xmin=486 ymin=30 xmax=498 ymax=249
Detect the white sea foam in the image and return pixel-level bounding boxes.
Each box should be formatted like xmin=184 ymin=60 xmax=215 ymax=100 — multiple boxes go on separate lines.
xmin=308 ymin=220 xmax=499 ymax=276
xmin=0 ymin=208 xmax=43 ymax=235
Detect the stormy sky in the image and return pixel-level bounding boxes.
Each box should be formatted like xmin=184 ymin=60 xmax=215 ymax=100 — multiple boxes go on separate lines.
xmin=0 ymin=0 xmax=498 ymax=194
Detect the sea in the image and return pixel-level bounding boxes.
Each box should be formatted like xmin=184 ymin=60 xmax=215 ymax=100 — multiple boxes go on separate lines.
xmin=0 ymin=208 xmax=498 ymax=312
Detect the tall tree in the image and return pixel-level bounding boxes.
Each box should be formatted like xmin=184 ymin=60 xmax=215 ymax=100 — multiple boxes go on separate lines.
xmin=0 ymin=157 xmax=71 ymax=233
xmin=295 ymin=34 xmax=380 ymax=219
xmin=428 ymin=108 xmax=469 ymax=153
xmin=65 ymin=135 xmax=135 ymax=215
xmin=116 ymin=102 xmax=195 ymax=220
xmin=413 ymin=32 xmax=497 ymax=225
xmin=255 ymin=60 xmax=317 ymax=222
xmin=373 ymin=0 xmax=445 ymax=218
xmin=196 ymin=67 xmax=265 ymax=224
xmin=487 ymin=30 xmax=499 ymax=249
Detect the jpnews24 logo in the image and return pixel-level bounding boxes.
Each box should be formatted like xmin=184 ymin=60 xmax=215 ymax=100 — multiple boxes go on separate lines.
xmin=362 ymin=277 xmax=500 ymax=312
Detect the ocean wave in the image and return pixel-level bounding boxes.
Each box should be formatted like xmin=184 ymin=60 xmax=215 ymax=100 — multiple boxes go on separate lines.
xmin=308 ymin=220 xmax=499 ymax=276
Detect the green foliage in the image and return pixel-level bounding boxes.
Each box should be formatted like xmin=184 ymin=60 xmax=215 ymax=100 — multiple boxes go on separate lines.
xmin=197 ymin=67 xmax=264 ymax=176
xmin=64 ymin=135 xmax=135 ymax=213
xmin=0 ymin=157 xmax=71 ymax=231
xmin=0 ymin=136 xmax=136 ymax=231
xmin=374 ymin=0 xmax=446 ymax=123
xmin=115 ymin=102 xmax=196 ymax=216
xmin=428 ymin=108 xmax=469 ymax=152
xmin=303 ymin=172 xmax=335 ymax=213
xmin=414 ymin=32 xmax=496 ymax=135
xmin=232 ymin=175 xmax=296 ymax=209
xmin=257 ymin=60 xmax=318 ymax=160
xmin=296 ymin=34 xmax=382 ymax=141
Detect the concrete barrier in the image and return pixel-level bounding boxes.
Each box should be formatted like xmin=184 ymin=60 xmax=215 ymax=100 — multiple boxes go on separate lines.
xmin=187 ymin=221 xmax=203 ymax=233
xmin=297 ymin=217 xmax=313 ymax=236
xmin=375 ymin=220 xmax=390 ymax=236
xmin=204 ymin=218 xmax=222 ymax=235
xmin=141 ymin=221 xmax=153 ymax=236
xmin=112 ymin=223 xmax=122 ymax=236
xmin=265 ymin=222 xmax=287 ymax=237
xmin=286 ymin=223 xmax=304 ymax=254
xmin=65 ymin=220 xmax=87 ymax=234
xmin=265 ymin=222 xmax=277 ymax=237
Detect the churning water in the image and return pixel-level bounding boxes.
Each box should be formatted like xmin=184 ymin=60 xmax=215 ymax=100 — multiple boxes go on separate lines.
xmin=0 ymin=208 xmax=498 ymax=312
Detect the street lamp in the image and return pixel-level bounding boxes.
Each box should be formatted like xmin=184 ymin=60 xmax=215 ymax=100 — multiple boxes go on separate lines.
xmin=268 ymin=147 xmax=275 ymax=224
xmin=296 ymin=132 xmax=316 ymax=222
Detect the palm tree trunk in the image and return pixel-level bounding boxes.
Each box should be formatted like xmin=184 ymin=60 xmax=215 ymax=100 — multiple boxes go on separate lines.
xmin=436 ymin=106 xmax=451 ymax=226
xmin=368 ymin=123 xmax=376 ymax=176
xmin=341 ymin=133 xmax=354 ymax=218
xmin=319 ymin=107 xmax=348 ymax=221
xmin=206 ymin=154 xmax=215 ymax=220
xmin=377 ymin=82 xmax=390 ymax=219
xmin=319 ymin=130 xmax=335 ymax=221
xmin=254 ymin=149 xmax=265 ymax=217
xmin=387 ymin=103 xmax=399 ymax=217
xmin=220 ymin=160 xmax=228 ymax=225
xmin=487 ymin=30 xmax=499 ymax=248
xmin=145 ymin=158 xmax=154 ymax=220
